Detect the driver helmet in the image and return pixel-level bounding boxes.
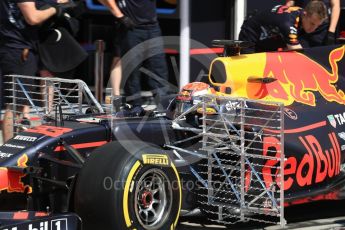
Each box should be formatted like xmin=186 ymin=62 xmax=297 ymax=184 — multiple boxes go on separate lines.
xmin=175 ymin=82 xmax=216 ymax=117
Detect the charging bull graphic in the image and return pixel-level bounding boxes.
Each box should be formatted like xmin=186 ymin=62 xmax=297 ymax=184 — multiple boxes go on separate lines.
xmin=0 ymin=154 xmax=32 ymax=193
xmin=264 ymin=46 xmax=345 ymax=106
xmin=210 ymin=45 xmax=345 ymax=107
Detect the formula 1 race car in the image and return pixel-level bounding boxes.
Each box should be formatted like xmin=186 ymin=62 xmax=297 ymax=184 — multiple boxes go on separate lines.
xmin=0 ymin=41 xmax=344 ymax=230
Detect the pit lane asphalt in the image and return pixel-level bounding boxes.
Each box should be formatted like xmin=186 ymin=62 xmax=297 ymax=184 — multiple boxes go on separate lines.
xmin=177 ymin=200 xmax=345 ymax=229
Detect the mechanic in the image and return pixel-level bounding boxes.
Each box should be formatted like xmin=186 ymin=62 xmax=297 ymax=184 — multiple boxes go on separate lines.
xmin=239 ymin=0 xmax=328 ymax=53
xmin=0 ymin=0 xmax=69 ymax=142
xmin=98 ymin=0 xmax=169 ymax=116
xmin=285 ymin=0 xmax=341 ymax=46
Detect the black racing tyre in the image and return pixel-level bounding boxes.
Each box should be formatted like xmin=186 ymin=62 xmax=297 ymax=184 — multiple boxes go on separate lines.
xmin=74 ymin=141 xmax=182 ymax=230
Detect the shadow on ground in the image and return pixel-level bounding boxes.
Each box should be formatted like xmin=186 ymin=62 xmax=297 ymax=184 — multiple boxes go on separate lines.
xmin=177 ymin=200 xmax=345 ymax=229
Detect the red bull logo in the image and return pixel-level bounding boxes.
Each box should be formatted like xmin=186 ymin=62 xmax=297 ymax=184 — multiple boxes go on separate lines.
xmin=0 ymin=154 xmax=32 ymax=193
xmin=264 ymin=46 xmax=345 ymax=106
xmin=262 ymin=132 xmax=341 ymax=191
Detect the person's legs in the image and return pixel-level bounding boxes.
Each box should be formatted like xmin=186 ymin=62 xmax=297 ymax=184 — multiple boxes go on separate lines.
xmin=144 ymin=25 xmax=170 ymax=108
xmin=110 ymin=57 xmax=122 ymax=96
xmin=121 ymin=28 xmax=146 ymax=107
xmin=0 ymin=47 xmax=38 ymax=142
xmin=124 ymin=66 xmax=142 ymax=107
xmin=0 ymin=67 xmax=2 ymax=110
xmin=2 ymin=106 xmax=13 ymax=142
xmin=110 ymin=26 xmax=123 ymax=97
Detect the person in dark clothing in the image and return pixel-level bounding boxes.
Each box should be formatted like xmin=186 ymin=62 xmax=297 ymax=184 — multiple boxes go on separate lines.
xmin=98 ymin=0 xmax=169 ymax=115
xmin=286 ymin=0 xmax=341 ymax=46
xmin=0 ymin=0 xmax=68 ymax=142
xmin=239 ymin=1 xmax=328 ymax=53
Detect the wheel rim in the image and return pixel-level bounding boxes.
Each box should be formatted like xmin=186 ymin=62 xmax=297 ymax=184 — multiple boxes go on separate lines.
xmin=134 ymin=168 xmax=173 ymax=229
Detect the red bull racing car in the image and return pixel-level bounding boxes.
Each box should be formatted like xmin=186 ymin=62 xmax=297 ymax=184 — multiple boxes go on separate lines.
xmin=0 ymin=41 xmax=345 ymax=230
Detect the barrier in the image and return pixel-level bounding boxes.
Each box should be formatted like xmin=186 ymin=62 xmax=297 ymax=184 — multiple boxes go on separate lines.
xmin=4 ymin=75 xmax=104 ymax=134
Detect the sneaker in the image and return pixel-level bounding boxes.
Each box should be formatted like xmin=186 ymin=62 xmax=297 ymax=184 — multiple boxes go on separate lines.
xmin=112 ymin=96 xmax=126 ymax=113
xmin=131 ymin=106 xmax=145 ymax=117
xmin=20 ymin=117 xmax=31 ymax=126
xmin=16 ymin=117 xmax=31 ymax=133
xmin=115 ymin=106 xmax=145 ymax=118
